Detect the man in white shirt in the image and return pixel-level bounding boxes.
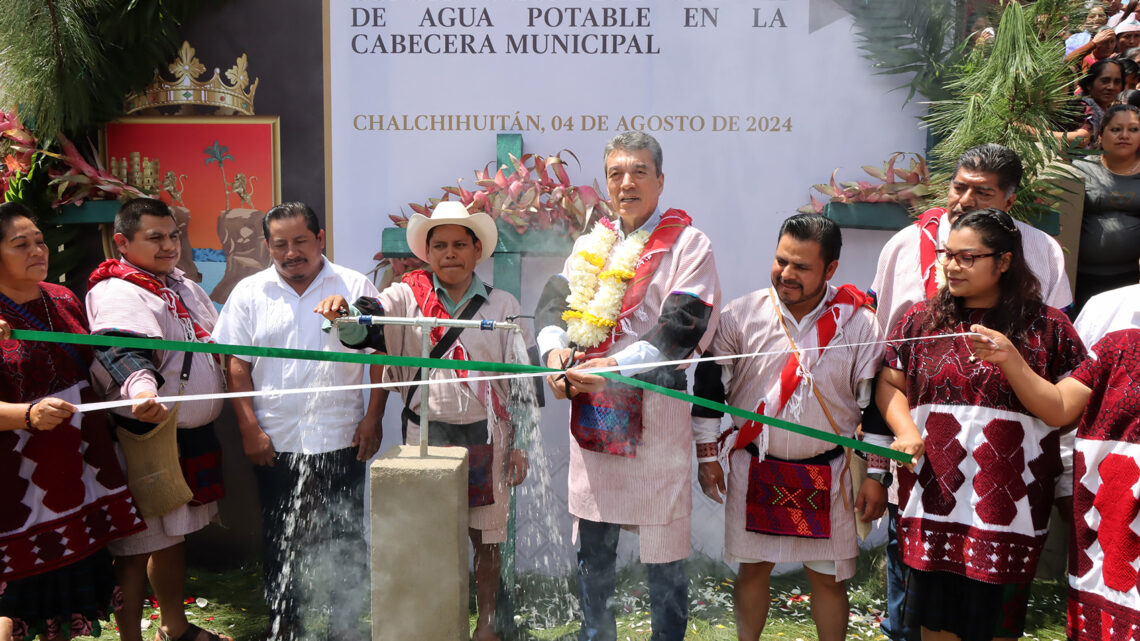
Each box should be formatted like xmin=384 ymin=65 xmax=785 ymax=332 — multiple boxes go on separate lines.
xmin=214 ymin=202 xmax=381 ymax=641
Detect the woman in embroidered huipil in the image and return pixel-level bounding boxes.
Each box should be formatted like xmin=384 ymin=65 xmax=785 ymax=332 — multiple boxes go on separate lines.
xmin=877 ymin=209 xmax=1086 ymax=641
xmin=967 ymin=315 xmax=1140 ymax=640
xmin=0 ymin=203 xmax=143 ymax=641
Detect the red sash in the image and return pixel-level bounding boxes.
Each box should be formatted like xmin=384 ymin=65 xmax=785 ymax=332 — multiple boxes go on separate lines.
xmin=734 ymin=284 xmax=874 ymax=451
xmin=570 ymin=209 xmax=691 ymax=457
xmin=579 ymin=208 xmax=692 ymax=359
xmin=403 ymin=269 xmax=470 ymax=377
xmin=916 ymin=207 xmax=946 ymax=299
xmin=88 ymin=259 xmax=218 ymax=361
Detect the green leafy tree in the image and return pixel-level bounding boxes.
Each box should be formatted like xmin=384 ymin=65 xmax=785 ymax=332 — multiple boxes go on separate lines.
xmin=924 ymin=0 xmax=1085 ymax=223
xmin=0 ymin=0 xmax=206 ymax=141
xmin=204 ymin=140 xmax=235 ymax=211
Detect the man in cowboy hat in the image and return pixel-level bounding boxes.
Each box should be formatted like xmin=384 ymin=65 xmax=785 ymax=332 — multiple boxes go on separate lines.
xmin=214 ymin=201 xmax=382 ymax=641
xmin=317 ymin=200 xmax=533 ymax=641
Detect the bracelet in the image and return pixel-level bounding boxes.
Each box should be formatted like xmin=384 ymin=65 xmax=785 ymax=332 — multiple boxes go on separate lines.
xmin=695 ymin=442 xmax=719 ymax=459
xmin=24 ymin=401 xmax=36 ymax=430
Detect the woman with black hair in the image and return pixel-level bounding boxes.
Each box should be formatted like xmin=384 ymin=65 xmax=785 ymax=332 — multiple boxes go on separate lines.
xmin=1072 ymin=103 xmax=1140 ymax=311
xmin=0 ymin=202 xmax=143 ymax=640
xmin=1119 ymin=57 xmax=1140 ymax=89
xmin=1068 ymin=59 xmax=1125 ymax=146
xmin=877 ymin=209 xmax=1087 ymax=641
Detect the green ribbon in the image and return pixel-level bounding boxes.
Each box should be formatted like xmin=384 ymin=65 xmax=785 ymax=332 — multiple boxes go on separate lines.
xmin=9 ymin=329 xmax=911 ymax=463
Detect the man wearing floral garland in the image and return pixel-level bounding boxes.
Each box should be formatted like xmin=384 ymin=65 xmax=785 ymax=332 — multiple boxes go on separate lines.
xmin=535 ymin=131 xmax=721 ymax=641
xmin=691 ymin=213 xmax=886 ymax=641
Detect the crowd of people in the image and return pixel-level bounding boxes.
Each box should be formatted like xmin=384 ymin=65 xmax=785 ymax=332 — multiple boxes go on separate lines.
xmin=1052 ymin=1 xmax=1140 ymax=307
xmin=0 ymin=127 xmax=1136 ymax=641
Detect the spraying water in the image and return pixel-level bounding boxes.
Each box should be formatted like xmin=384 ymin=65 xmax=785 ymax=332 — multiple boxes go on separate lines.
xmin=263 ymin=357 xmax=368 ymax=641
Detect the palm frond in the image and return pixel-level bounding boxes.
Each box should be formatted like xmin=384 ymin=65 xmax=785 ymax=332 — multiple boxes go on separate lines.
xmin=848 ymin=0 xmax=965 ymax=102
xmin=0 ymin=0 xmax=204 ymax=139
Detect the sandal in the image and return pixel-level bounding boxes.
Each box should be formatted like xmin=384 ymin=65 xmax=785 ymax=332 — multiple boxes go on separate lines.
xmin=156 ymin=623 xmax=234 ymax=641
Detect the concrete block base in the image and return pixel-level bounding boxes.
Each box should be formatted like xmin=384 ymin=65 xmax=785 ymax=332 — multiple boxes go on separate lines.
xmin=370 ymin=444 xmax=469 ymax=640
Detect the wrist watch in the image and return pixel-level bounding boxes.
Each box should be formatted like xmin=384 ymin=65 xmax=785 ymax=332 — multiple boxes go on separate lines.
xmin=868 ymin=471 xmax=893 ymax=488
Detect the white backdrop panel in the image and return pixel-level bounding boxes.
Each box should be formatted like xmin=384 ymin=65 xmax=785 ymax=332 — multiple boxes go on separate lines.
xmin=327 ymin=0 xmax=920 ymax=572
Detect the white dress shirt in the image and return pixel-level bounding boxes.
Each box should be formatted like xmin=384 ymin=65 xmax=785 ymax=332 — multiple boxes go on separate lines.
xmin=214 ymin=258 xmax=380 ymax=454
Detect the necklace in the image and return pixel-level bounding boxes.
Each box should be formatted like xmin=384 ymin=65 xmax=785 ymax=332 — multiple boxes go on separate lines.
xmin=39 ymin=288 xmax=54 ymax=332
xmin=562 ymin=218 xmax=650 ymax=348
xmin=1100 ymin=153 xmax=1140 ymax=176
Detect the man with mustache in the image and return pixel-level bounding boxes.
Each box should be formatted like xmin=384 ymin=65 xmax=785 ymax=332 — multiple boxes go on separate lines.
xmin=868 ymin=143 xmax=1073 ymax=641
xmin=691 ymin=214 xmax=886 ymax=641
xmin=86 ymin=197 xmax=231 ymax=641
xmin=214 ymin=201 xmax=382 ymax=641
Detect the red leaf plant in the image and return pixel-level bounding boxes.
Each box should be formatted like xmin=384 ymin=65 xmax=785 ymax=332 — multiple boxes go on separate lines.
xmin=0 ymin=108 xmax=146 ymax=207
xmin=797 ymin=152 xmax=935 ymax=215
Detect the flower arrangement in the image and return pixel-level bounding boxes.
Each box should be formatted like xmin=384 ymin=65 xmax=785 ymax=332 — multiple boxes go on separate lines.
xmin=561 ymin=218 xmax=650 ymax=348
xmin=388 ymin=151 xmax=607 ymax=236
xmin=1 ymin=109 xmax=146 ymax=209
xmin=797 ymin=152 xmax=935 ymax=215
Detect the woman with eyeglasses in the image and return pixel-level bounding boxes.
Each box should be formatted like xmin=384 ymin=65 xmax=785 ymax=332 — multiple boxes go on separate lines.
xmin=1072 ymin=103 xmax=1140 ymax=312
xmin=876 ymin=209 xmax=1087 ymax=641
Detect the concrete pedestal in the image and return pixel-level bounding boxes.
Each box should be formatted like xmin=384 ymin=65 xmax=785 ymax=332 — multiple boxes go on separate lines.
xmin=370 ymin=444 xmax=469 ymax=640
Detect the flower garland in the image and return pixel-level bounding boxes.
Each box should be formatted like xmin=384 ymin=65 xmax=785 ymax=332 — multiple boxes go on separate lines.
xmin=562 ymin=218 xmax=650 ymax=348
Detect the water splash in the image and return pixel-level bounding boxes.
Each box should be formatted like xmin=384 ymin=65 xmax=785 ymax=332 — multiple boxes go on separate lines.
xmin=263 ymin=357 xmax=368 ymax=641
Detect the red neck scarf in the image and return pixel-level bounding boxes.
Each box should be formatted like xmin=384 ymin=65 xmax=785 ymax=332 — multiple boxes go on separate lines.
xmin=583 ymin=208 xmax=692 ymax=358
xmin=88 ymin=259 xmax=214 ymax=346
xmin=402 ymin=269 xmax=471 ymax=376
xmin=916 ymin=207 xmax=947 ymax=299
xmin=734 ymin=284 xmax=875 ymax=450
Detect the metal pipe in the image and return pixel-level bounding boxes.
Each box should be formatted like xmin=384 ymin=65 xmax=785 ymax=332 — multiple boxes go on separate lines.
xmin=420 ymin=327 xmax=430 ymax=458
xmin=335 ymin=315 xmax=520 ymax=332
xmin=334 ymin=314 xmax=521 ymax=457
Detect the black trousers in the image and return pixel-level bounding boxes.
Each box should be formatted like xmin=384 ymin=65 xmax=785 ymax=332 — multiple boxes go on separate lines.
xmin=253 ymin=447 xmax=366 ymax=638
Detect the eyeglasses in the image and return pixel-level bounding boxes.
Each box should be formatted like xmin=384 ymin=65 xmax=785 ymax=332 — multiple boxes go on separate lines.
xmin=935 ymin=249 xmax=999 ymax=268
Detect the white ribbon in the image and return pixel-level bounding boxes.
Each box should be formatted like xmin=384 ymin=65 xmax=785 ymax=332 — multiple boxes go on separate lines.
xmin=75 ymin=332 xmax=989 ymax=412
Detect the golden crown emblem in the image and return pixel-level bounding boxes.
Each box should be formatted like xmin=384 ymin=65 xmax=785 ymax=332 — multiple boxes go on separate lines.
xmin=124 ymin=41 xmax=258 ymax=116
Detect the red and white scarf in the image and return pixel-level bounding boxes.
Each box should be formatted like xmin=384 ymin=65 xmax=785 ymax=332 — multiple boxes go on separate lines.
xmin=402 ymin=269 xmax=509 ymax=423
xmin=916 ymin=207 xmax=946 ymax=299
xmin=726 ymin=284 xmax=873 ymax=462
xmin=403 ymin=269 xmax=471 ymax=376
xmin=88 ymin=259 xmax=215 ymax=348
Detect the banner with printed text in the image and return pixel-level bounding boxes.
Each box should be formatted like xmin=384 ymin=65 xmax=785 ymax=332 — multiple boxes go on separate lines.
xmin=325 ymin=0 xmax=926 ymax=300
xmin=325 ymin=0 xmax=922 ymax=569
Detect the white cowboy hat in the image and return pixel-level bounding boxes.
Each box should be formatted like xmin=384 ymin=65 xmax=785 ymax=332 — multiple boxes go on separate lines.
xmin=406 ymin=200 xmax=498 ymax=264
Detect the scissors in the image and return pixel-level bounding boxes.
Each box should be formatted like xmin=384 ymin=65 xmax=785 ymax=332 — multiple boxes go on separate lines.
xmin=553 ymin=348 xmax=580 ymax=398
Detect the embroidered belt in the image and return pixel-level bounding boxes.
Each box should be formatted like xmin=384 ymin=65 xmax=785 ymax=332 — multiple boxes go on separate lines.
xmin=744 ymin=443 xmax=844 ymax=464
